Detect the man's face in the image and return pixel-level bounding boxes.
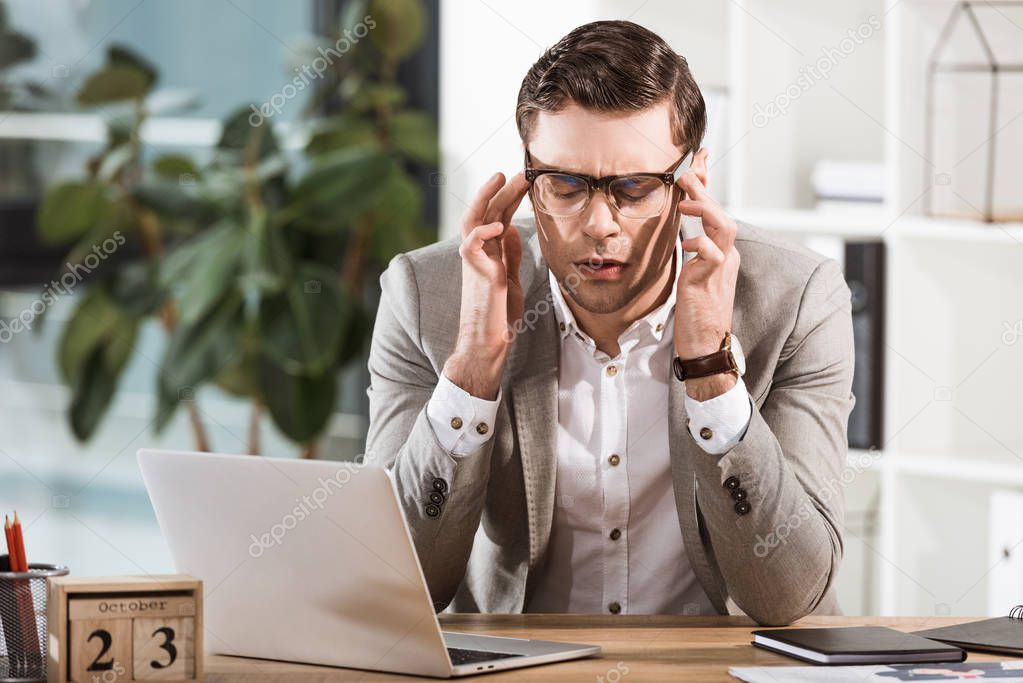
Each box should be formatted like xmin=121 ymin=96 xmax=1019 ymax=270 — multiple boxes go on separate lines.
xmin=526 ymin=100 xmax=684 ymax=315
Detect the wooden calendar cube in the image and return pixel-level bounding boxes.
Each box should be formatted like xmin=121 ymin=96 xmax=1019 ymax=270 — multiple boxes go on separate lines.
xmin=47 ymin=575 xmax=202 ymax=683
xmin=132 ymin=618 xmax=194 ymax=680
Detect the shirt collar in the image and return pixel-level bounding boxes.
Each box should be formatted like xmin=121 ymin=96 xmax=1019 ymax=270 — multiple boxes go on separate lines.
xmin=547 ymin=232 xmax=683 ymax=347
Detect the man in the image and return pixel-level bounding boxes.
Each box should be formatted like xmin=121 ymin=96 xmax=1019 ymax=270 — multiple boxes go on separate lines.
xmin=365 ymin=20 xmax=854 ymax=626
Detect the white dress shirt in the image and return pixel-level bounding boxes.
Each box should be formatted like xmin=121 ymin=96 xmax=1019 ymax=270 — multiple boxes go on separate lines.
xmin=426 ymin=236 xmax=752 ymax=614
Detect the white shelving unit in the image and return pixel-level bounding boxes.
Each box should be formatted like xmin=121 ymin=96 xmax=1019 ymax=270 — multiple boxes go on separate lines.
xmin=723 ymin=1 xmax=1023 ymax=617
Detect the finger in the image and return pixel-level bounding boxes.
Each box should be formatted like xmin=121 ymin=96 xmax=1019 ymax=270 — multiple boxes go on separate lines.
xmin=677 ymin=198 xmax=735 ymax=250
xmin=681 ymin=235 xmax=725 ymax=267
xmin=460 ymin=221 xmax=505 ymax=257
xmin=502 ymin=224 xmax=523 ymax=286
xmin=676 ymin=170 xmax=711 ymax=203
xmin=484 ymin=171 xmax=529 ymax=226
xmin=462 ymin=172 xmax=505 ymax=238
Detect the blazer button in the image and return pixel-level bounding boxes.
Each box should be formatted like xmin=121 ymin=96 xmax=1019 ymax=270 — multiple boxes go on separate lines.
xmin=723 ymin=476 xmax=740 ymax=491
xmin=432 ymin=478 xmax=448 ymax=493
xmin=428 ymin=491 xmax=445 ymax=505
xmin=731 ymin=488 xmax=748 ymax=502
xmin=734 ymin=501 xmax=751 ymax=516
xmin=608 ymin=601 xmax=622 ymax=614
xmin=425 ymin=503 xmax=441 ymax=518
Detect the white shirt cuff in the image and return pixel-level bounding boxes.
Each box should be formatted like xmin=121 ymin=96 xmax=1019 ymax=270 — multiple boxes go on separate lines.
xmin=426 ymin=372 xmax=502 ymax=456
xmin=684 ymin=376 xmax=753 ymax=455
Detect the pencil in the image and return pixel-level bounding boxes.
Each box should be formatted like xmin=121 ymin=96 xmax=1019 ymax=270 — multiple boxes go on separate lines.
xmin=12 ymin=511 xmax=26 ymax=572
xmin=4 ymin=515 xmax=17 ymax=571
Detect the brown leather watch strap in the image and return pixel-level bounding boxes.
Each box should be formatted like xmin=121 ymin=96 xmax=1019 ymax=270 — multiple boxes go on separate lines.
xmin=672 ymin=333 xmax=738 ymax=381
xmin=672 ymin=351 xmax=736 ymax=381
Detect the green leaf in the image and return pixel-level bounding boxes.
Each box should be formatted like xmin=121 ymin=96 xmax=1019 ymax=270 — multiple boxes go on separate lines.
xmin=152 ymin=154 xmax=200 ymax=181
xmin=218 ymin=105 xmax=279 ymax=162
xmin=259 ymin=263 xmax=346 ymax=375
xmin=0 ymin=31 xmax=35 ymax=69
xmin=58 ymin=287 xmax=123 ymax=384
xmin=337 ymin=301 xmax=371 ymax=367
xmin=390 ymin=110 xmax=438 ymax=165
xmin=76 ymin=65 xmax=151 ymax=105
xmin=214 ymin=330 xmax=258 ymax=398
xmin=258 ymin=357 xmax=337 ymax=443
xmin=132 ymin=182 xmax=221 ymax=223
xmin=288 ymin=147 xmax=394 ymax=229
xmin=168 ymin=221 xmax=245 ymax=325
xmin=349 ymin=83 xmax=407 ymax=113
xmin=241 ymin=207 xmax=288 ymax=294
xmin=110 ymin=261 xmax=165 ymax=317
xmin=37 ymin=182 xmax=111 ymax=245
xmin=306 ymin=115 xmax=378 ymax=154
xmin=155 ymin=291 xmax=244 ymax=433
xmin=107 ymin=44 xmax=157 ymax=92
xmin=368 ymin=169 xmax=431 ymax=263
xmin=63 ymin=290 xmax=139 ymax=442
xmin=369 ymin=0 xmax=426 ymax=60
xmin=69 ymin=339 xmax=129 ymax=442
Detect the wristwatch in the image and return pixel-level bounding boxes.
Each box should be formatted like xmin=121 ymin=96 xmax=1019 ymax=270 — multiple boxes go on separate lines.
xmin=672 ymin=332 xmax=746 ymax=381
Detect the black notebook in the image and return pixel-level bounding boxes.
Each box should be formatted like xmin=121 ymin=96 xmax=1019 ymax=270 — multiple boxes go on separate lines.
xmin=914 ymin=605 xmax=1023 ymax=656
xmin=751 ymin=626 xmax=966 ymax=665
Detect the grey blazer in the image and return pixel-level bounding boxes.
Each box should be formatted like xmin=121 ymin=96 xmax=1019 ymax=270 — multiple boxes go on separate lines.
xmin=364 ymin=216 xmax=855 ymax=626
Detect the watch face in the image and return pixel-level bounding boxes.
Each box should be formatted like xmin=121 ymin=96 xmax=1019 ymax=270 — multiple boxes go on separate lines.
xmin=730 ymin=335 xmax=746 ymax=376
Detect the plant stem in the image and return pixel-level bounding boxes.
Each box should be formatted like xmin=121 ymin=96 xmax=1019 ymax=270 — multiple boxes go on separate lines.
xmin=247 ymin=398 xmax=262 ymax=455
xmin=138 ymin=208 xmax=212 ymax=452
xmin=300 ymin=441 xmax=318 ymax=460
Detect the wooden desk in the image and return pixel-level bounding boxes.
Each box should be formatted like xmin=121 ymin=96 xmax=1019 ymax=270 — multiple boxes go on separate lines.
xmin=205 ymin=615 xmax=1007 ymax=682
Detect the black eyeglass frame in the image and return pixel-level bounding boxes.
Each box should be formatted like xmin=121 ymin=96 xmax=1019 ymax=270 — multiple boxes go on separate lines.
xmin=523 ymin=149 xmax=693 ymax=218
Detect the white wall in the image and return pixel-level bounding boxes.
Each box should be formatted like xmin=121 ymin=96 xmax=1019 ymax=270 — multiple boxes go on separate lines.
xmin=438 ymin=0 xmax=729 ymax=240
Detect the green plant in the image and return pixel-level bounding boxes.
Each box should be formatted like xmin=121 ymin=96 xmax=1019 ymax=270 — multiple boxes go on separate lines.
xmin=36 ymin=0 xmax=436 ymax=456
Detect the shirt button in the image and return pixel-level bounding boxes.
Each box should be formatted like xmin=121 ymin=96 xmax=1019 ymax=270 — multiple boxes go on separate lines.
xmin=559 ymin=322 xmax=566 ymax=331
xmin=606 ymin=365 xmax=618 ymax=377
xmin=475 ymin=422 xmax=489 ymax=435
xmin=608 ymin=601 xmax=622 ymax=614
xmin=608 ymin=454 xmax=621 ymax=467
xmin=450 ymin=416 xmax=463 ymax=429
xmin=699 ymin=427 xmax=713 ymax=440
xmin=609 ymin=528 xmax=621 ymax=541
xmin=656 ymin=323 xmax=664 ymax=332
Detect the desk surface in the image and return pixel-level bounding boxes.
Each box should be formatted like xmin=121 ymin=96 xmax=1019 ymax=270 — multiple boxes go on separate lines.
xmin=205 ymin=615 xmax=1007 ymax=682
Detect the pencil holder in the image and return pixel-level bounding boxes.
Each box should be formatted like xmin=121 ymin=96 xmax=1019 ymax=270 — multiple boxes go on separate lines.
xmin=0 ymin=555 xmax=69 ymax=683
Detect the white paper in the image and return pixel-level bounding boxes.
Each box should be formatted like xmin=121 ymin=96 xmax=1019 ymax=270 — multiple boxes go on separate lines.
xmin=730 ymin=661 xmax=1023 ymax=682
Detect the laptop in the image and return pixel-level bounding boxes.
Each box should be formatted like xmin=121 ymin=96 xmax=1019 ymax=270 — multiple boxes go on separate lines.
xmin=137 ymin=448 xmax=600 ymax=677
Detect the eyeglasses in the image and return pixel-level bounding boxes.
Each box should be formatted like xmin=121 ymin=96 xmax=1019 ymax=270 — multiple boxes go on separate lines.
xmin=524 ymin=149 xmax=691 ymax=219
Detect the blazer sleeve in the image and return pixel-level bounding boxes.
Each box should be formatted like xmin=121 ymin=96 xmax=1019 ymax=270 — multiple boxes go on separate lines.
xmin=689 ymin=257 xmax=856 ymax=626
xmin=364 ymin=253 xmax=496 ymax=611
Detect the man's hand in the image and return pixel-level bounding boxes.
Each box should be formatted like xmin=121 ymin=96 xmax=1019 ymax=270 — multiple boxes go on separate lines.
xmin=674 ymin=169 xmax=741 ymax=401
xmin=443 ymin=171 xmax=530 ymax=400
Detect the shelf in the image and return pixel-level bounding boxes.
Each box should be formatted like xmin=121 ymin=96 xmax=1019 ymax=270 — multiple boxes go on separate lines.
xmin=732 ymin=208 xmax=1023 ymax=246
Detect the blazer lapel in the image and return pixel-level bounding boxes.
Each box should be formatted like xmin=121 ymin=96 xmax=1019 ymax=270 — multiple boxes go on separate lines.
xmin=668 ymin=364 xmax=729 ymax=614
xmin=509 ymin=226 xmax=560 ymax=588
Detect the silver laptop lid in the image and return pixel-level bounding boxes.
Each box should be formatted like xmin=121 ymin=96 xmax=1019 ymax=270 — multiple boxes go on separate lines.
xmin=137 ymin=448 xmax=452 ymax=677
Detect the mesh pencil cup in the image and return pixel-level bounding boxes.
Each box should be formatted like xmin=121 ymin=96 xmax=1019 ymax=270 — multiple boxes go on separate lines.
xmin=0 ymin=555 xmax=69 ymax=683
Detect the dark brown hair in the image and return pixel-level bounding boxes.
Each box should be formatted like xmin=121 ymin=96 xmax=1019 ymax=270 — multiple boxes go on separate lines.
xmin=516 ymin=20 xmax=706 ymax=155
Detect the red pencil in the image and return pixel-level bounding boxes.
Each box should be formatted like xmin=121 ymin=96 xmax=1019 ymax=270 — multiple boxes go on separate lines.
xmin=3 ymin=515 xmax=17 ymax=571
xmin=12 ymin=512 xmax=27 ymax=572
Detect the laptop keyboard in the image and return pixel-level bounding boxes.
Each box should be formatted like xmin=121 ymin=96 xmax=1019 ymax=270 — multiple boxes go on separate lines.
xmin=447 ymin=647 xmax=523 ymax=666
